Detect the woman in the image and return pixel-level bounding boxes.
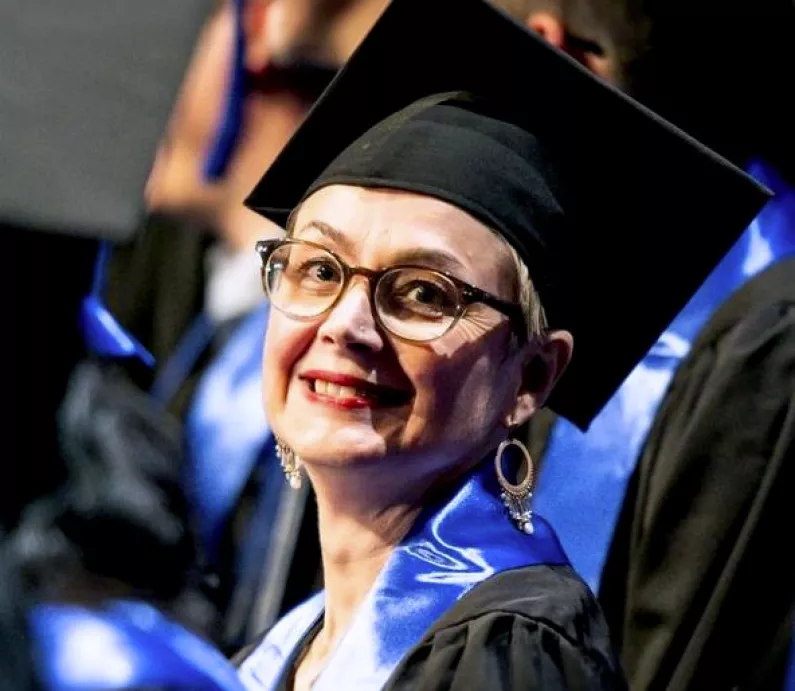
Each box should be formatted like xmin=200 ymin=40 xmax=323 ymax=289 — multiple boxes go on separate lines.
xmin=235 ymin=0 xmax=769 ymax=688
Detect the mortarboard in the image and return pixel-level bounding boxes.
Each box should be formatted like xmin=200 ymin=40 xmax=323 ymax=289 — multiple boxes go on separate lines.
xmin=0 ymin=0 xmax=216 ymax=242
xmin=245 ymin=0 xmax=771 ymax=429
xmin=0 ymin=0 xmax=243 ymax=365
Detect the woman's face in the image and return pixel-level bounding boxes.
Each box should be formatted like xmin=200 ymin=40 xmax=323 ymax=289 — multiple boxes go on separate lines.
xmin=262 ymin=185 xmax=536 ymax=471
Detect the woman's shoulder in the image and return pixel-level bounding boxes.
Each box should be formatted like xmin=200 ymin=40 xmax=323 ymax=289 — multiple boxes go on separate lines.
xmin=434 ymin=565 xmax=618 ymax=663
xmin=386 ymin=565 xmax=627 ymax=691
xmin=440 ymin=564 xmax=603 ymax=627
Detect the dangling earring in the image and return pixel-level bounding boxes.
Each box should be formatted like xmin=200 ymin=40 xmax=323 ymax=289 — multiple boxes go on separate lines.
xmin=275 ymin=437 xmax=303 ymax=489
xmin=494 ymin=437 xmax=535 ymax=534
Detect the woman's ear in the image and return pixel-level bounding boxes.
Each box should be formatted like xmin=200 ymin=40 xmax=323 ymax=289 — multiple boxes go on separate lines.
xmin=244 ymin=0 xmax=273 ymax=73
xmin=506 ymin=330 xmax=574 ymax=428
xmin=542 ymin=329 xmax=574 ymax=395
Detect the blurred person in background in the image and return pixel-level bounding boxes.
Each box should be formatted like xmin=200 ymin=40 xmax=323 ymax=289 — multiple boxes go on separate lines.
xmin=2 ymin=1 xmax=283 ymax=687
xmin=491 ymin=0 xmax=795 ymax=688
xmin=109 ymin=0 xmax=390 ymax=405
xmin=100 ymin=0 xmax=389 ymax=651
xmin=107 ymin=0 xmax=336 ymax=411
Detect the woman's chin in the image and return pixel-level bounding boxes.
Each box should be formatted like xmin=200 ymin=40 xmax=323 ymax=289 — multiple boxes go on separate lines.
xmin=289 ymin=428 xmax=391 ymax=468
xmin=275 ymin=400 xmax=409 ymax=467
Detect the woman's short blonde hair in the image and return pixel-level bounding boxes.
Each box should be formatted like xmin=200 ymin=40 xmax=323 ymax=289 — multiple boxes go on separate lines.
xmin=501 ymin=237 xmax=547 ymax=342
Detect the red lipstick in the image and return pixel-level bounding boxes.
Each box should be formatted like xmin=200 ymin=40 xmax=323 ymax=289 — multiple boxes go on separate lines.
xmin=300 ymin=370 xmax=411 ymax=409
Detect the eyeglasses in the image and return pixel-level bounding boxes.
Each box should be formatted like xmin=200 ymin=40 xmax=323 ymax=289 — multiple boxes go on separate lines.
xmin=255 ymin=238 xmax=526 ymax=343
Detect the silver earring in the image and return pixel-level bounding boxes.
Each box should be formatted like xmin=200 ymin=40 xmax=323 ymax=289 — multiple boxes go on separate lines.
xmin=275 ymin=437 xmax=303 ymax=489
xmin=494 ymin=437 xmax=535 ymax=534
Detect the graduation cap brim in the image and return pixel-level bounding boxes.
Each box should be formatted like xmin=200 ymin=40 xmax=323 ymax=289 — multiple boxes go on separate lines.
xmin=0 ymin=0 xmax=215 ymax=241
xmin=244 ymin=0 xmax=771 ymax=429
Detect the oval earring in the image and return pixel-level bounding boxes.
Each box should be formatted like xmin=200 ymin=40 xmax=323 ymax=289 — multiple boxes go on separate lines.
xmin=275 ymin=437 xmax=303 ymax=489
xmin=494 ymin=437 xmax=535 ymax=534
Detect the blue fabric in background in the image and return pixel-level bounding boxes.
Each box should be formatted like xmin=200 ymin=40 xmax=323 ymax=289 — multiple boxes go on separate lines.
xmin=184 ymin=303 xmax=272 ymax=567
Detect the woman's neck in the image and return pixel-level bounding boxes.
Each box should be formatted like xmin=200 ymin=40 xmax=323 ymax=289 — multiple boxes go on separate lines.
xmin=309 ymin=463 xmax=427 ymax=648
xmin=292 ymin=485 xmax=420 ymax=691
xmin=303 ymin=440 xmax=495 ymax=659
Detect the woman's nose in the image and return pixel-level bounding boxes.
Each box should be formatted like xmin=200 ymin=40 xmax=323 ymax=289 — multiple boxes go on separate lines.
xmin=317 ymin=279 xmax=385 ymax=352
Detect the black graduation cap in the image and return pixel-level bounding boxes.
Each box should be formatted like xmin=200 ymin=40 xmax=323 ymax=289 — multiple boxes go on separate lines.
xmin=244 ymin=0 xmax=771 ymax=429
xmin=0 ymin=0 xmax=216 ymax=241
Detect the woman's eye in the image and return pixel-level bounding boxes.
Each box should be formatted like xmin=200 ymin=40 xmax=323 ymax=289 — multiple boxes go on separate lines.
xmin=308 ymin=261 xmax=338 ymax=281
xmin=406 ymin=283 xmax=443 ymax=304
xmin=395 ymin=280 xmax=455 ymax=310
xmin=294 ymin=259 xmax=340 ymax=283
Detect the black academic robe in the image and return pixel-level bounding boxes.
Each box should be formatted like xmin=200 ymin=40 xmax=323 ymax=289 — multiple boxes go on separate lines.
xmin=236 ymin=565 xmax=627 ymax=690
xmin=599 ymin=257 xmax=795 ymax=691
xmin=105 ymin=215 xmax=212 ymax=418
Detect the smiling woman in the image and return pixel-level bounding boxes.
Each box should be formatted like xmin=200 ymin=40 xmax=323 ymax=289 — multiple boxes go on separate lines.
xmin=232 ymin=0 xmax=769 ymax=689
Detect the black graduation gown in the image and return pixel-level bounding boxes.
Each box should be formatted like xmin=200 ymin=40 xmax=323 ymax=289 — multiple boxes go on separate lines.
xmin=236 ymin=565 xmax=627 ymax=691
xmin=599 ymin=257 xmax=795 ymax=691
xmin=104 ymin=215 xmax=212 ymax=418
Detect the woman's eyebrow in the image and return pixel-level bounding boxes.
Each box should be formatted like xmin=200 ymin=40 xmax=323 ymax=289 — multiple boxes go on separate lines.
xmin=295 ymin=220 xmax=469 ymax=275
xmin=294 ymin=220 xmax=353 ymax=251
xmin=388 ymin=247 xmax=468 ymax=275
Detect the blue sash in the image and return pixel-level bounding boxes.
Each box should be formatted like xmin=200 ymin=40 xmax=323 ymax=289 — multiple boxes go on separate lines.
xmin=238 ymin=462 xmax=569 ymax=691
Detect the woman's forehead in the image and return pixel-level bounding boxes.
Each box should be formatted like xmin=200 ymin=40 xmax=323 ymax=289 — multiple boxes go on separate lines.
xmin=293 ymin=184 xmax=510 ymax=265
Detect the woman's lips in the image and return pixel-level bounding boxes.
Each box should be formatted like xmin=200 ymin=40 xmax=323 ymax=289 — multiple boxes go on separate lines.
xmin=299 ymin=370 xmax=412 ymax=409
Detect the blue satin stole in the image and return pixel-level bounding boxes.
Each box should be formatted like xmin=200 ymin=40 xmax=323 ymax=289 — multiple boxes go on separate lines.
xmin=183 ymin=303 xmax=273 ymax=566
xmin=533 ymin=158 xmax=795 ymax=591
xmin=238 ymin=462 xmax=569 ymax=691
xmin=30 ymin=600 xmax=246 ymax=691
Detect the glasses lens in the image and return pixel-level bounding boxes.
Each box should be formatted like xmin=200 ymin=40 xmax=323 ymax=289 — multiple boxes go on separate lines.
xmin=375 ymin=268 xmax=461 ymax=341
xmin=264 ymin=242 xmax=344 ymax=318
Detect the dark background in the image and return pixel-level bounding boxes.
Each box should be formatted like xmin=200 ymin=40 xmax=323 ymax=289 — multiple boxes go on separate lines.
xmin=3 ymin=226 xmax=97 ymax=530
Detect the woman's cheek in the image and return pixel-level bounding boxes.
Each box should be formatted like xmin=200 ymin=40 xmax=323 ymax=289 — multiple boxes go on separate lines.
xmin=262 ymin=315 xmax=318 ymax=411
